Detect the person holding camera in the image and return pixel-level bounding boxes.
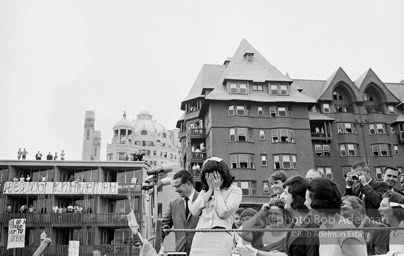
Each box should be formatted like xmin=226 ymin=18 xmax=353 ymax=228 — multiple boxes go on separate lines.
xmin=345 ymin=161 xmax=389 ymax=220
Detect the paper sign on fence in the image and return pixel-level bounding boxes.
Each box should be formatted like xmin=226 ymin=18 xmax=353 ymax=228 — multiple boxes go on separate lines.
xmin=7 ymin=218 xmax=26 ymax=249
xmin=68 ymin=240 xmax=80 ymax=256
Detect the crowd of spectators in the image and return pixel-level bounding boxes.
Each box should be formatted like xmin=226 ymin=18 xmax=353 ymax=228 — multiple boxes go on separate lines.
xmin=17 ymin=148 xmax=66 ymax=160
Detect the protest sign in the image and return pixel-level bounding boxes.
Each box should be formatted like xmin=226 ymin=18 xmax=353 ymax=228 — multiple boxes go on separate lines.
xmin=7 ymin=218 xmax=26 ymax=249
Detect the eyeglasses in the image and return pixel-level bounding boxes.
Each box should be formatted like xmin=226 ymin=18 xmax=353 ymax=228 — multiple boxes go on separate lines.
xmin=172 ymin=183 xmax=185 ymax=189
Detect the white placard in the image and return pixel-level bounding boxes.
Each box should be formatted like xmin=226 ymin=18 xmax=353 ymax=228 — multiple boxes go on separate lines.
xmin=7 ymin=218 xmax=26 ymax=249
xmin=68 ymin=240 xmax=80 ymax=256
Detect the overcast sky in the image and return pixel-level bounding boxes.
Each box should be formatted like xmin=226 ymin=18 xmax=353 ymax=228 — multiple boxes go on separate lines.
xmin=1 ymin=0 xmax=403 ymax=161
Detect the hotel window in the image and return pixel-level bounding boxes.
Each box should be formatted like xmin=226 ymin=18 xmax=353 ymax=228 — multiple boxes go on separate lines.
xmin=340 ymin=144 xmax=358 ymax=157
xmin=375 ymin=167 xmax=384 ymax=180
xmin=364 ymin=93 xmax=374 ymax=101
xmin=252 ymin=85 xmax=263 ymax=91
xmin=369 ymin=123 xmax=386 ymax=135
xmin=228 ymin=106 xmax=235 ymax=116
xmin=333 ymin=91 xmax=343 ymax=100
xmin=263 ymin=181 xmax=270 ymax=194
xmin=238 ymin=181 xmax=257 ymax=196
xmin=317 ymin=167 xmax=333 ymax=180
xmin=257 ymin=106 xmax=263 ymax=116
xmin=270 ymin=84 xmax=289 ymax=95
xmin=271 ymin=129 xmax=295 ymax=143
xmin=337 ymin=123 xmax=355 ymax=134
xmin=229 ymin=128 xmax=236 ymax=142
xmin=239 ymin=83 xmax=248 ymax=94
xmin=229 ymin=128 xmax=253 ymax=142
xmin=393 ymin=145 xmax=399 ymax=155
xmin=391 ymin=126 xmax=397 ymax=134
xmin=236 ymin=106 xmax=245 ymax=116
xmin=261 ymin=155 xmax=267 ymax=166
xmin=269 ymin=106 xmax=292 ymax=118
xmin=229 ymin=154 xmax=255 ymax=169
xmin=273 ymin=154 xmax=297 ymax=170
xmin=230 ymin=83 xmax=238 ymax=93
xmin=323 ymin=103 xmax=331 ymax=113
xmin=315 ymin=144 xmax=330 ymax=157
xmin=229 ymin=82 xmax=248 ymax=95
xmin=259 ymin=130 xmax=265 ymax=140
xmin=388 ymin=105 xmax=396 ymax=114
xmin=372 ymin=144 xmax=390 ymax=157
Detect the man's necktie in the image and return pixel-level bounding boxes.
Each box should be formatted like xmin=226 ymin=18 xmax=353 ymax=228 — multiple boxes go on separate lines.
xmin=184 ymin=197 xmax=189 ymax=217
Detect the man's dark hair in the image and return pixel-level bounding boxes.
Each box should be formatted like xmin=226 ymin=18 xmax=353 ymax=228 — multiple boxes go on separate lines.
xmin=383 ymin=166 xmax=400 ymax=175
xmin=235 ymin=207 xmax=245 ymax=216
xmin=173 ymin=170 xmax=194 ymax=186
xmin=352 ymin=160 xmax=370 ymax=173
xmin=269 ymin=170 xmax=288 ymax=183
xmin=283 ymin=175 xmax=308 ymax=212
xmin=307 ymin=177 xmax=342 ymax=215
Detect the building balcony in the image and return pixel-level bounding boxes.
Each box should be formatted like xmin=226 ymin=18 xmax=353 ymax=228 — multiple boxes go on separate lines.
xmin=0 ymin=213 xmax=140 ymax=227
xmin=0 ymin=244 xmax=139 ymax=256
xmin=190 ymin=152 xmax=206 ymax=162
xmin=189 ymin=128 xmax=205 ymax=138
xmin=310 ymin=132 xmax=332 ymax=141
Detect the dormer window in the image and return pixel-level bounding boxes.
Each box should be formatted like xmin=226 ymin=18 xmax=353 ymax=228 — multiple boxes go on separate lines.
xmin=388 ymin=105 xmax=396 ymax=115
xmin=141 ymin=130 xmax=147 ymax=135
xmin=244 ymin=52 xmax=254 ymax=62
xmin=228 ymin=82 xmax=248 ymax=95
xmin=270 ymin=84 xmax=289 ymax=95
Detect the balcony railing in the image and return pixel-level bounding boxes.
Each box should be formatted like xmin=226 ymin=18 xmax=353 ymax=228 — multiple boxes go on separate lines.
xmin=0 ymin=213 xmax=140 ymax=226
xmin=190 ymin=128 xmax=205 ymax=136
xmin=191 ymin=152 xmax=206 ymax=162
xmin=0 ymin=244 xmax=139 ymax=256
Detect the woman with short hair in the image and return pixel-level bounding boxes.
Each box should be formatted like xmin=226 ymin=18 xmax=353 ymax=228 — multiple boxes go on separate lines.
xmin=305 ymin=177 xmax=367 ymax=256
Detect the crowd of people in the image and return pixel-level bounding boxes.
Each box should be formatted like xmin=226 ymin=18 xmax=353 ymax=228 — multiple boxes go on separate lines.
xmin=17 ymin=148 xmax=66 ymax=160
xmin=162 ymin=158 xmax=404 ymax=256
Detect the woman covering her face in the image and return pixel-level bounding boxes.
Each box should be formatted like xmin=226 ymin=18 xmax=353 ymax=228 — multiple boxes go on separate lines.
xmin=189 ymin=157 xmax=242 ymax=256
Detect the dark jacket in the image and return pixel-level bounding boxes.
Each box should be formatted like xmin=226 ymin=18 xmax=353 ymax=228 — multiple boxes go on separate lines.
xmin=161 ymin=191 xmax=199 ymax=255
xmin=285 ymin=215 xmax=319 ymax=256
xmin=345 ymin=179 xmax=389 ymax=220
xmin=362 ymin=217 xmax=389 ymax=255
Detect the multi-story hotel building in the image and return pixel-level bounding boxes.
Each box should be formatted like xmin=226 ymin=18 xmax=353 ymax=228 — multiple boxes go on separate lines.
xmin=0 ymin=160 xmax=150 ymax=255
xmin=177 ymin=39 xmax=404 ymax=206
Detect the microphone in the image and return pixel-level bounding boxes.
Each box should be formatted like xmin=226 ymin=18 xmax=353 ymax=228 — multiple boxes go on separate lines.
xmin=157 ymin=177 xmax=172 ymax=188
xmin=146 ymin=165 xmax=173 ymax=176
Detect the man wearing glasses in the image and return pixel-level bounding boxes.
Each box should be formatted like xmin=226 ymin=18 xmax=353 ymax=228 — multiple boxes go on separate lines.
xmin=162 ymin=170 xmax=199 ymax=255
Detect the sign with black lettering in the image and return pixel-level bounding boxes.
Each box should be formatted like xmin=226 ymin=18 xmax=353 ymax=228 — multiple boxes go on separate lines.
xmin=7 ymin=218 xmax=26 ymax=249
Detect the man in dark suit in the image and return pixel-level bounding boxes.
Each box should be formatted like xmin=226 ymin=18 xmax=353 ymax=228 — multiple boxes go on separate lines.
xmin=162 ymin=170 xmax=199 ymax=255
xmin=345 ymin=161 xmax=389 ymax=220
xmin=341 ymin=195 xmax=389 ymax=255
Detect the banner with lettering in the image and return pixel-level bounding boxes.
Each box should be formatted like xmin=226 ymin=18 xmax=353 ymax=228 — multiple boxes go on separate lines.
xmin=68 ymin=240 xmax=80 ymax=256
xmin=2 ymin=182 xmax=119 ymax=195
xmin=7 ymin=218 xmax=26 ymax=249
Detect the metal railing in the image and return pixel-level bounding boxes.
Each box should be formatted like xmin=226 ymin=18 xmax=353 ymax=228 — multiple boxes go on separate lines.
xmin=0 ymin=213 xmax=140 ymax=226
xmin=0 ymin=244 xmax=140 ymax=256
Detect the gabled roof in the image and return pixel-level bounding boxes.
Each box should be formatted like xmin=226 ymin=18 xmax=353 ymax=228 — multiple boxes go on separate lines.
xmin=385 ymin=82 xmax=404 ymax=102
xmin=318 ymin=67 xmax=357 ymax=101
xmin=291 ymin=79 xmax=326 ymax=100
xmin=205 ymin=82 xmax=316 ymax=103
xmin=218 ymin=38 xmax=292 ymax=83
xmin=355 ymin=69 xmax=400 ymax=103
xmin=204 ymin=39 xmax=316 ymax=103
xmin=181 ymin=64 xmax=225 ymax=109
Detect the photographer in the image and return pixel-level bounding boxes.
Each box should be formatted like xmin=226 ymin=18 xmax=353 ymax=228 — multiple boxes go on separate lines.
xmin=345 ymin=161 xmax=389 ymax=220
